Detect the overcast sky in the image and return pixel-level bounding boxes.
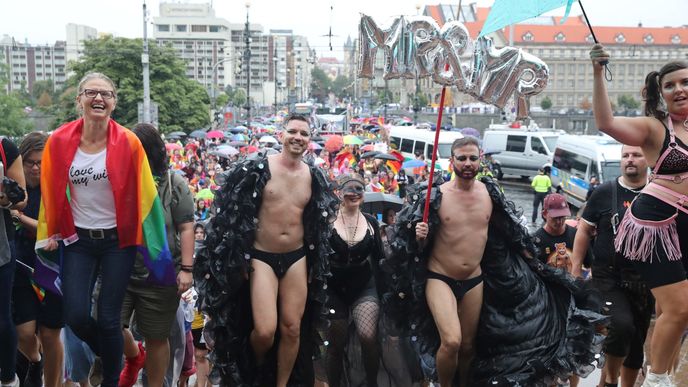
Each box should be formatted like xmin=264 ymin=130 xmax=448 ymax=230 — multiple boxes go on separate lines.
xmin=3 ymin=0 xmax=687 ymax=59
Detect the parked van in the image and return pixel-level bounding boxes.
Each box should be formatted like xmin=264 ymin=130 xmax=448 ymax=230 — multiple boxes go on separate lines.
xmin=550 ymin=135 xmax=623 ymax=208
xmin=481 ymin=124 xmax=561 ymax=178
xmin=389 ymin=126 xmax=464 ymax=171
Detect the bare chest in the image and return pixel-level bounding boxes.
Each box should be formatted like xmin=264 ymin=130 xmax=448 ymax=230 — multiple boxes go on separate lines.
xmin=437 ymin=193 xmax=492 ymax=229
xmin=262 ymin=167 xmax=312 ymax=208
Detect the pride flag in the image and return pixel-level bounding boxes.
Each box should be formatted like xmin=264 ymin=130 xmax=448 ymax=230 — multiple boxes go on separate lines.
xmin=36 ymin=118 xmax=175 ymax=291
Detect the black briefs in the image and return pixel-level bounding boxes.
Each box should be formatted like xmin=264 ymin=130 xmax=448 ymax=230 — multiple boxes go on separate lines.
xmin=251 ymin=246 xmax=306 ymax=279
xmin=426 ymin=271 xmax=483 ymax=300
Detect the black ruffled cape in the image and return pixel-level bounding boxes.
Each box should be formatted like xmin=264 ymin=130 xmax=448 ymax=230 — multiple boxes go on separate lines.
xmin=194 ymin=152 xmax=339 ymax=386
xmin=381 ymin=177 xmax=607 ymax=386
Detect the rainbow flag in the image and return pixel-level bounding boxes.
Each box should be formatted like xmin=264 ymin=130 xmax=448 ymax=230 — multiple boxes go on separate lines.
xmin=36 ymin=118 xmax=175 ymax=290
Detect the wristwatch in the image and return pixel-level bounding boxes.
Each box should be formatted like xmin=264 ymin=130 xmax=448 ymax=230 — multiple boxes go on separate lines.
xmin=12 ymin=213 xmax=20 ymax=223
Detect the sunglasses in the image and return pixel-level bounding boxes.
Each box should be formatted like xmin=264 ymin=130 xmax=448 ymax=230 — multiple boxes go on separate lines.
xmin=80 ymin=89 xmax=116 ymax=100
xmin=453 ymin=155 xmax=479 ymax=162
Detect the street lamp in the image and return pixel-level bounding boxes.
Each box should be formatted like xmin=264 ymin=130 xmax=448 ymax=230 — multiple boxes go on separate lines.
xmin=211 ymin=58 xmax=233 ymax=110
xmin=273 ymin=55 xmax=278 ymax=115
xmin=244 ymin=1 xmax=252 ymax=124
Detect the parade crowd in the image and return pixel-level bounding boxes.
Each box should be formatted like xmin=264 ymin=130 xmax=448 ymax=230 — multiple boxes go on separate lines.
xmin=0 ymin=45 xmax=687 ymax=387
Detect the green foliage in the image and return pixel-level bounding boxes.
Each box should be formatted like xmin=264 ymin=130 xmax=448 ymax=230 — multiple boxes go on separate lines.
xmin=60 ymin=36 xmax=210 ymax=133
xmin=0 ymin=53 xmax=33 ymax=136
xmin=540 ymin=96 xmax=553 ymax=110
xmin=617 ymin=94 xmax=640 ymax=110
xmin=215 ymin=93 xmax=230 ymax=108
xmin=31 ymin=79 xmax=55 ymax=102
xmin=310 ymin=67 xmax=331 ymax=102
xmin=232 ymin=88 xmax=247 ymax=107
xmin=37 ymin=91 xmax=53 ymax=107
xmin=331 ymin=75 xmax=351 ymax=98
xmin=416 ymin=92 xmax=429 ymax=108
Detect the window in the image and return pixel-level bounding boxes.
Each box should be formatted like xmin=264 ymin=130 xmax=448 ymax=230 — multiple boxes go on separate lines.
xmin=672 ymin=35 xmax=681 ymax=44
xmin=586 ymin=34 xmax=595 ymax=43
xmin=176 ymin=25 xmax=187 ymax=32
xmin=644 ymin=34 xmax=654 ymax=44
xmin=554 ymin=32 xmax=565 ymax=42
xmin=522 ymin=32 xmax=534 ymax=42
xmin=390 ymin=136 xmax=401 ymax=150
xmin=553 ymin=148 xmax=591 ymax=179
xmin=414 ymin=140 xmax=426 ymax=156
xmin=615 ymin=33 xmax=625 ymax=43
xmin=506 ymin=135 xmax=526 ymax=153
xmin=158 ymin=24 xmax=170 ymax=32
xmin=192 ymin=25 xmax=207 ymax=33
xmin=400 ymin=138 xmax=414 ymax=153
xmin=531 ymin=137 xmax=548 ymax=155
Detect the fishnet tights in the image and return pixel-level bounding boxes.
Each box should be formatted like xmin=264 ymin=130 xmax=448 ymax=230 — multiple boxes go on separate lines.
xmin=325 ymin=296 xmax=380 ymax=387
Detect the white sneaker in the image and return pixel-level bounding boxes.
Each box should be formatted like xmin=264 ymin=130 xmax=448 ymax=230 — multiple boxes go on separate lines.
xmin=0 ymin=375 xmax=19 ymax=387
xmin=642 ymin=372 xmax=676 ymax=387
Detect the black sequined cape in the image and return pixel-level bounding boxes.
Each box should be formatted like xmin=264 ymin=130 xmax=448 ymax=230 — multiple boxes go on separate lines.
xmin=194 ymin=152 xmax=339 ymax=386
xmin=381 ymin=177 xmax=607 ymax=386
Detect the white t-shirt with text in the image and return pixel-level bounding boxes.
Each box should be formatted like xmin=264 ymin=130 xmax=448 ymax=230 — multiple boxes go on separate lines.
xmin=69 ymin=147 xmax=117 ymax=229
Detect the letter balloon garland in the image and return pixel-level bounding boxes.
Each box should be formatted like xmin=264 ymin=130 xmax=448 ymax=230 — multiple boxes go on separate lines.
xmin=358 ymin=14 xmax=549 ymax=120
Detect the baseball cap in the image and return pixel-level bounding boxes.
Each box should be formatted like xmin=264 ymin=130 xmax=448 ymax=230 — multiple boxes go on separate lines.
xmin=543 ymin=193 xmax=571 ymax=218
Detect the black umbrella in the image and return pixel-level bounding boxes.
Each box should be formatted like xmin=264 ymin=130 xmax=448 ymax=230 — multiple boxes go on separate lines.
xmin=362 ymin=192 xmax=404 ymax=216
xmin=189 ymin=130 xmax=207 ymax=139
xmin=166 ymin=133 xmax=183 ymax=140
xmin=360 ymin=151 xmax=380 ymax=159
xmin=168 ymin=131 xmax=187 ymax=137
xmin=374 ymin=153 xmax=398 ymax=161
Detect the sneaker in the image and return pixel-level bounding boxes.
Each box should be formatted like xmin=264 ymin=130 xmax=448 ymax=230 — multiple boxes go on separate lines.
xmin=23 ymin=356 xmax=43 ymax=387
xmin=0 ymin=375 xmax=19 ymax=387
xmin=89 ymin=357 xmax=103 ymax=387
xmin=118 ymin=342 xmax=146 ymax=387
xmin=642 ymin=372 xmax=676 ymax=387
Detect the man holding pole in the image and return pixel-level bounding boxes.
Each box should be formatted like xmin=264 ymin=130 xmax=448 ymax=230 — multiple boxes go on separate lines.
xmin=415 ymin=136 xmax=491 ymax=387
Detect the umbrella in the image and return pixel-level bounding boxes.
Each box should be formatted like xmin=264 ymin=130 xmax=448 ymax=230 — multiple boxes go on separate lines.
xmin=165 ymin=143 xmax=182 ymax=151
xmin=343 ymin=135 xmax=364 ymax=146
xmin=231 ymin=134 xmax=247 ymax=141
xmin=361 ymin=151 xmax=380 ymax=159
xmin=480 ymin=0 xmax=576 ymax=37
xmin=229 ymin=141 xmax=248 ymax=147
xmin=168 ymin=131 xmax=187 ymax=137
xmin=308 ymin=142 xmax=322 ymax=151
xmin=324 ymin=135 xmax=344 ymax=152
xmin=196 ymin=188 xmax=215 ymax=200
xmin=259 ymin=135 xmax=278 ymax=144
xmin=375 ymin=153 xmax=398 ymax=161
xmin=230 ymin=126 xmax=248 ymax=133
xmin=362 ymin=192 xmax=404 ymax=215
xmin=264 ymin=148 xmax=280 ymax=156
xmin=189 ymin=130 xmax=207 ymax=139
xmin=402 ymin=159 xmax=426 ymax=169
xmin=166 ymin=133 xmax=183 ymax=140
xmin=460 ymin=127 xmax=481 ymax=138
xmin=216 ymin=145 xmax=239 ymax=156
xmin=206 ymin=130 xmax=225 ymax=139
xmin=361 ymin=144 xmax=375 ymax=152
xmin=240 ymin=145 xmax=259 ymax=154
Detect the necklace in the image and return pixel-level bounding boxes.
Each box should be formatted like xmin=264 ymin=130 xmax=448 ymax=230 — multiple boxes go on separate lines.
xmin=340 ymin=210 xmax=360 ymax=246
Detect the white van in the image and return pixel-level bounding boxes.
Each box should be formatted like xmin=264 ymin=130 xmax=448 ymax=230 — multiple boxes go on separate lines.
xmin=389 ymin=126 xmax=464 ymax=171
xmin=551 ymin=135 xmax=623 ymax=208
xmin=481 ymin=124 xmax=561 ymax=178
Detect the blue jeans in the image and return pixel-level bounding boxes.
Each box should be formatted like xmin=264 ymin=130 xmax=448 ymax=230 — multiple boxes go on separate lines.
xmin=62 ymin=235 xmax=135 ymax=387
xmin=0 ymin=243 xmax=17 ymax=383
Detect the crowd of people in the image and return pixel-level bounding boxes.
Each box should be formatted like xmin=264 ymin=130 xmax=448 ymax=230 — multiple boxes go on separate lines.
xmin=0 ymin=45 xmax=686 ymax=387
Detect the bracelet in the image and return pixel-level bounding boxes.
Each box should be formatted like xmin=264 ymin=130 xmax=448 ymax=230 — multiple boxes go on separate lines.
xmin=180 ymin=267 xmax=193 ymax=273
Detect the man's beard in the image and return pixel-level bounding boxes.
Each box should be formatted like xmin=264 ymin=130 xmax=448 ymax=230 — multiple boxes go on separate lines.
xmin=624 ymin=165 xmax=639 ymax=177
xmin=454 ymin=166 xmax=478 ymax=180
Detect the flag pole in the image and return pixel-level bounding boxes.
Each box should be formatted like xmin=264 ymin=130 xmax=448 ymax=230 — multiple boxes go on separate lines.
xmin=578 ymin=0 xmax=612 ymax=80
xmin=422 ymin=3 xmax=461 ymax=223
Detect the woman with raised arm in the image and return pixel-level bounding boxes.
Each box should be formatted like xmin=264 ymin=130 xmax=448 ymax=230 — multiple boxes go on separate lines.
xmin=591 ymin=45 xmax=688 ymax=387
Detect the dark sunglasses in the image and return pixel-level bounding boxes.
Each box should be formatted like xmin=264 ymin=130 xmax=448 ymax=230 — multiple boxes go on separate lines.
xmin=22 ymin=160 xmax=41 ymax=168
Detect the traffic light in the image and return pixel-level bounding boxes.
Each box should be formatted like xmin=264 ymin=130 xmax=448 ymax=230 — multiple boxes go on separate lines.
xmin=235 ymin=61 xmax=242 ymax=75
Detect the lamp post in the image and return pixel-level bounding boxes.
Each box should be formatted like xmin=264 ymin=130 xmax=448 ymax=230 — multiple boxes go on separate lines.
xmin=244 ymin=2 xmax=251 ymax=124
xmin=211 ymin=58 xmax=232 ymax=109
xmin=273 ymin=55 xmax=278 ymax=115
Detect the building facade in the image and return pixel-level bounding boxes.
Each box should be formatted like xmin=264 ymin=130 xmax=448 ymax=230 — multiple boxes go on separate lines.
xmin=1 ymin=35 xmax=67 ymax=93
xmin=153 ymin=2 xmax=232 ymax=102
xmin=66 ymin=23 xmax=98 ymax=67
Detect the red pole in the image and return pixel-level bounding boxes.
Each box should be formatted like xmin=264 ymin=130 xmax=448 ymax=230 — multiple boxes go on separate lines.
xmin=422 ymin=85 xmax=448 ymax=223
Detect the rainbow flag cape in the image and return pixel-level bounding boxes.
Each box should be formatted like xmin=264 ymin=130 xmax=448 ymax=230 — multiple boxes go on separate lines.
xmin=35 ymin=118 xmax=175 ymax=289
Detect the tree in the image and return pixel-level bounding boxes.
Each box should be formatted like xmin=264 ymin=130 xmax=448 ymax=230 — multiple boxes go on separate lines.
xmin=0 ymin=53 xmax=33 ymax=136
xmin=617 ymin=94 xmax=640 ymax=111
xmin=540 ymin=96 xmax=553 ymax=110
xmin=310 ymin=67 xmax=331 ymax=102
xmin=58 ymin=36 xmax=210 ymax=132
xmin=31 ymin=79 xmax=55 ymax=103
xmin=232 ymin=88 xmax=247 ymax=107
xmin=331 ymin=75 xmax=351 ymax=99
xmin=215 ymin=93 xmax=230 ymax=108
xmin=37 ymin=91 xmax=53 ymax=107
xmin=416 ymin=92 xmax=429 ymax=108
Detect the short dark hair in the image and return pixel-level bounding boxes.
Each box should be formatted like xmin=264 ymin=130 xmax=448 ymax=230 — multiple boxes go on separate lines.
xmin=19 ymin=131 xmax=48 ymax=160
xmin=451 ymin=136 xmax=481 ymax=154
xmin=283 ymin=114 xmax=309 ymax=127
xmin=132 ymin=123 xmax=168 ymax=177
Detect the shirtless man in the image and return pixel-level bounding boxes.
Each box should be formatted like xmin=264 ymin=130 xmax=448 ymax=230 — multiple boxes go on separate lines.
xmin=250 ymin=115 xmax=312 ymax=387
xmin=415 ymin=136 xmax=492 ymax=387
